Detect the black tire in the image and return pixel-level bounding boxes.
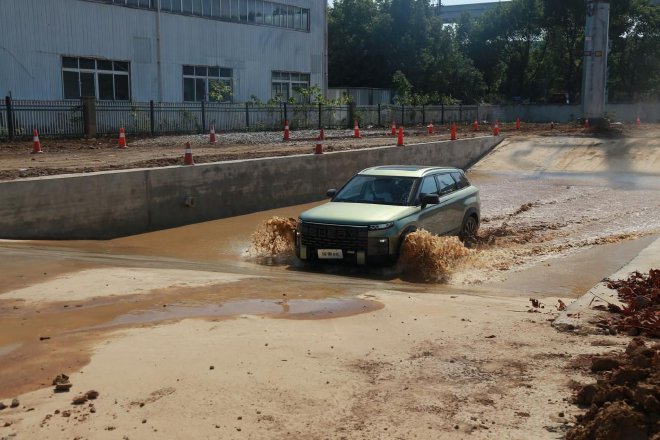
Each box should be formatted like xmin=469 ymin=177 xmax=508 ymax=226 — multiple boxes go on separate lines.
xmin=459 ymin=214 xmax=479 ymax=246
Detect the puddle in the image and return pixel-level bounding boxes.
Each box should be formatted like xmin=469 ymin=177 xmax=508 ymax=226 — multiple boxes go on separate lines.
xmin=80 ymin=297 xmax=382 ymax=329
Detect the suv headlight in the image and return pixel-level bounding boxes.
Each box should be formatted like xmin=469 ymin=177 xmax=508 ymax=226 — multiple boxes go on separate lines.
xmin=369 ymin=222 xmax=394 ymax=230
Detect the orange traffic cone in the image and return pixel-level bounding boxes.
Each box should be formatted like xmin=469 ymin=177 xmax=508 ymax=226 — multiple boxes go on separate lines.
xmin=209 ymin=125 xmax=217 ymax=144
xmin=636 ymin=116 xmax=641 ymax=125
xmin=391 ymin=120 xmax=396 ymax=136
xmin=31 ymin=129 xmax=43 ymax=154
xmin=183 ymin=142 xmax=194 ymax=165
xmin=450 ymin=122 xmax=457 ymax=140
xmin=493 ymin=122 xmax=500 ymax=136
xmin=118 ymin=127 xmax=127 ymax=149
xmin=473 ymin=119 xmax=479 ymax=131
xmin=584 ymin=119 xmax=590 ymax=129
xmin=397 ymin=127 xmax=404 ymax=146
xmin=516 ymin=117 xmax=521 ymax=130
xmin=314 ymin=142 xmax=323 ymax=155
xmin=317 ymin=128 xmax=325 ymax=141
xmin=283 ymin=120 xmax=290 ymax=141
xmin=428 ymin=121 xmax=434 ymax=134
xmin=353 ymin=119 xmax=361 ymax=138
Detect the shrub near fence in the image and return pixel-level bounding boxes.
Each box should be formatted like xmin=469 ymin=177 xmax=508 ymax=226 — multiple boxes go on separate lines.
xmin=0 ymin=96 xmax=481 ymax=139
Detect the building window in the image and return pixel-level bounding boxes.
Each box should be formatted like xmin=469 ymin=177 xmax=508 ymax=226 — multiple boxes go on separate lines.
xmin=97 ymin=0 xmax=154 ymax=8
xmin=94 ymin=0 xmax=311 ymax=31
xmin=183 ymin=65 xmax=233 ymax=102
xmin=271 ymin=71 xmax=310 ymax=103
xmin=62 ymin=56 xmax=131 ymax=100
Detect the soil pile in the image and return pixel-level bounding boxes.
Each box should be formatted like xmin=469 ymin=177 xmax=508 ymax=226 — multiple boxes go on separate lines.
xmin=567 ymin=338 xmax=660 ymax=440
xmin=594 ymin=270 xmax=660 ymax=337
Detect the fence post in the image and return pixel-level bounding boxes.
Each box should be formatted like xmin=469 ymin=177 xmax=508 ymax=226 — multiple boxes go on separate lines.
xmin=400 ymin=105 xmax=405 ymax=126
xmin=377 ymin=103 xmax=381 ymax=127
xmin=441 ymin=104 xmax=444 ymax=124
xmin=150 ymin=100 xmax=155 ymax=136
xmin=245 ymin=102 xmax=250 ymax=130
xmin=459 ymin=104 xmax=463 ymax=123
xmin=283 ymin=102 xmax=288 ymax=123
xmin=422 ymin=104 xmax=426 ymax=126
xmin=5 ymin=96 xmax=14 ymax=140
xmin=201 ymin=101 xmax=206 ymax=133
xmin=475 ymin=103 xmax=479 ymax=123
xmin=318 ymin=102 xmax=322 ymax=129
xmin=81 ymin=96 xmax=97 ymax=138
xmin=348 ymin=102 xmax=355 ymax=128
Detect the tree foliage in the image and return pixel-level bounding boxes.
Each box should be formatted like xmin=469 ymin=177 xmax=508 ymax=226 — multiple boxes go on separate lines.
xmin=328 ymin=0 xmax=660 ymax=103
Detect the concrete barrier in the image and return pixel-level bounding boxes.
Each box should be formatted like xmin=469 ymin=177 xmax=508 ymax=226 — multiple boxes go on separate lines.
xmin=0 ymin=136 xmax=501 ymax=239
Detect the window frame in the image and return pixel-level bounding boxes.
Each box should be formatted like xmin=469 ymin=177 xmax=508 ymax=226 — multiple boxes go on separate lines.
xmin=182 ymin=64 xmax=233 ymax=102
xmin=61 ymin=56 xmax=131 ymax=101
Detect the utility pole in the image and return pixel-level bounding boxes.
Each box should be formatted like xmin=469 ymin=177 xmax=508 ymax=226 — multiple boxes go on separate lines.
xmin=581 ymin=0 xmax=610 ymax=124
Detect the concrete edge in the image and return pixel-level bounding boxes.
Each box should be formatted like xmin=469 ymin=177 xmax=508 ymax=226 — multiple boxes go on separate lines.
xmin=552 ymin=237 xmax=660 ymax=334
xmin=7 ymin=135 xmax=502 ymax=183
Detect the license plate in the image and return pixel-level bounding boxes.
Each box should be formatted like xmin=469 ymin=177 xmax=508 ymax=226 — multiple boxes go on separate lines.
xmin=318 ymin=249 xmax=343 ymax=259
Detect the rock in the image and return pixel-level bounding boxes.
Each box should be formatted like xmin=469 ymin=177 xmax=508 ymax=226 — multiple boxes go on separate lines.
xmin=0 ymin=402 xmax=6 ymax=410
xmin=55 ymin=382 xmax=73 ymax=392
xmin=52 ymin=373 xmax=69 ymax=385
xmin=625 ymin=338 xmax=645 ymax=355
xmin=590 ymin=357 xmax=620 ymax=372
xmin=209 ymin=366 xmax=214 ymax=370
xmin=10 ymin=398 xmax=19 ymax=408
xmin=72 ymin=395 xmax=88 ymax=405
xmin=611 ymin=368 xmax=648 ymax=385
xmin=630 ymin=354 xmax=651 ymax=368
xmin=85 ymin=390 xmax=99 ymax=400
xmin=39 ymin=336 xmax=51 ymax=341
xmin=54 ymin=409 xmax=60 ymax=414
xmin=62 ymin=410 xmax=71 ymax=417
xmin=576 ymin=384 xmax=599 ymax=406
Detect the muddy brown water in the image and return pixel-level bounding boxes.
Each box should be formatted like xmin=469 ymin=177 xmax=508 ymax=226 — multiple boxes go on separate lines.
xmin=1 ymin=162 xmax=659 ymax=398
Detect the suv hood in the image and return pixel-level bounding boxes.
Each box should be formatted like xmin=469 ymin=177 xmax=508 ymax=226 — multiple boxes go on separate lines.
xmin=299 ymin=202 xmax=418 ymax=226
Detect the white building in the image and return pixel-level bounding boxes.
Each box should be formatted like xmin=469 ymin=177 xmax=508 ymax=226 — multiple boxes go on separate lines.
xmin=0 ymin=0 xmax=326 ymax=103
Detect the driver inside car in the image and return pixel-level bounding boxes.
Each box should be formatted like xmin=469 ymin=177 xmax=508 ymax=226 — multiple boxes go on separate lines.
xmin=365 ymin=179 xmax=394 ymax=203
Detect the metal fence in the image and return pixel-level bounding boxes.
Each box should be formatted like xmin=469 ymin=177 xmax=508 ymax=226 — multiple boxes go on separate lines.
xmin=2 ymin=98 xmax=83 ymax=138
xmin=0 ymin=96 xmax=480 ymax=139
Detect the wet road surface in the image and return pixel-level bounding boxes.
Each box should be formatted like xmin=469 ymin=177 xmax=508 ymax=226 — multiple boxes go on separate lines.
xmin=1 ymin=136 xmax=659 ymax=399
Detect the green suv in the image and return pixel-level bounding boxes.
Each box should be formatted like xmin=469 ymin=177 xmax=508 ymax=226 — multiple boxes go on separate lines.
xmin=295 ymin=165 xmax=480 ymax=265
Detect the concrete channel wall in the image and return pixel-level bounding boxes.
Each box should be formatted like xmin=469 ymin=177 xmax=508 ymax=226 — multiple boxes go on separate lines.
xmin=0 ymin=136 xmax=501 ymax=240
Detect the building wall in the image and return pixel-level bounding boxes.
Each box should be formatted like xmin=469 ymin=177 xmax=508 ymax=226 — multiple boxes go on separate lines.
xmin=0 ymin=0 xmax=325 ymax=102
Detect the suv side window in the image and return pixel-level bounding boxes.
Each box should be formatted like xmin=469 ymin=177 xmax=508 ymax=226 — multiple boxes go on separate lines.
xmin=436 ymin=173 xmax=457 ymax=195
xmin=419 ymin=176 xmax=439 ymax=196
xmin=451 ymin=172 xmax=470 ymax=189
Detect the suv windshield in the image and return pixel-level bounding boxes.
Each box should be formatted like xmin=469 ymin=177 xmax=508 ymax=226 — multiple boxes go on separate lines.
xmin=333 ymin=175 xmax=417 ymax=206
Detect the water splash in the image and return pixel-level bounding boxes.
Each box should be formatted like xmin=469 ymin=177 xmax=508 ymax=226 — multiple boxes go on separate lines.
xmin=247 ymin=216 xmax=298 ymax=258
xmin=398 ymin=230 xmax=472 ymax=283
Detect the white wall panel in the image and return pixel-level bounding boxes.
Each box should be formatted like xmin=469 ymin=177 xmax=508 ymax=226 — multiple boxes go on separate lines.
xmin=0 ymin=0 xmax=325 ymax=101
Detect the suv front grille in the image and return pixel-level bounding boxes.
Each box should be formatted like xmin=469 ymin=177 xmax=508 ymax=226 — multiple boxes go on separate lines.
xmin=300 ymin=222 xmax=368 ymax=250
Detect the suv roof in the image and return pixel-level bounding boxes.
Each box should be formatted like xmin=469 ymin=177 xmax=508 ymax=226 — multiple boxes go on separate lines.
xmin=359 ymin=165 xmax=460 ymax=178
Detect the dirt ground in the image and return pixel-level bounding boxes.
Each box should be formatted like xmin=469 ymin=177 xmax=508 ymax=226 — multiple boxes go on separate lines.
xmin=0 ymin=129 xmax=659 ymax=439
xmin=1 ymin=121 xmax=650 ymax=182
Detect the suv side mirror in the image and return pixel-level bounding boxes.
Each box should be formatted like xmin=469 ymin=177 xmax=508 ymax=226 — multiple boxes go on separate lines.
xmin=326 ymin=189 xmax=337 ymax=198
xmin=420 ymin=194 xmax=439 ymax=209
